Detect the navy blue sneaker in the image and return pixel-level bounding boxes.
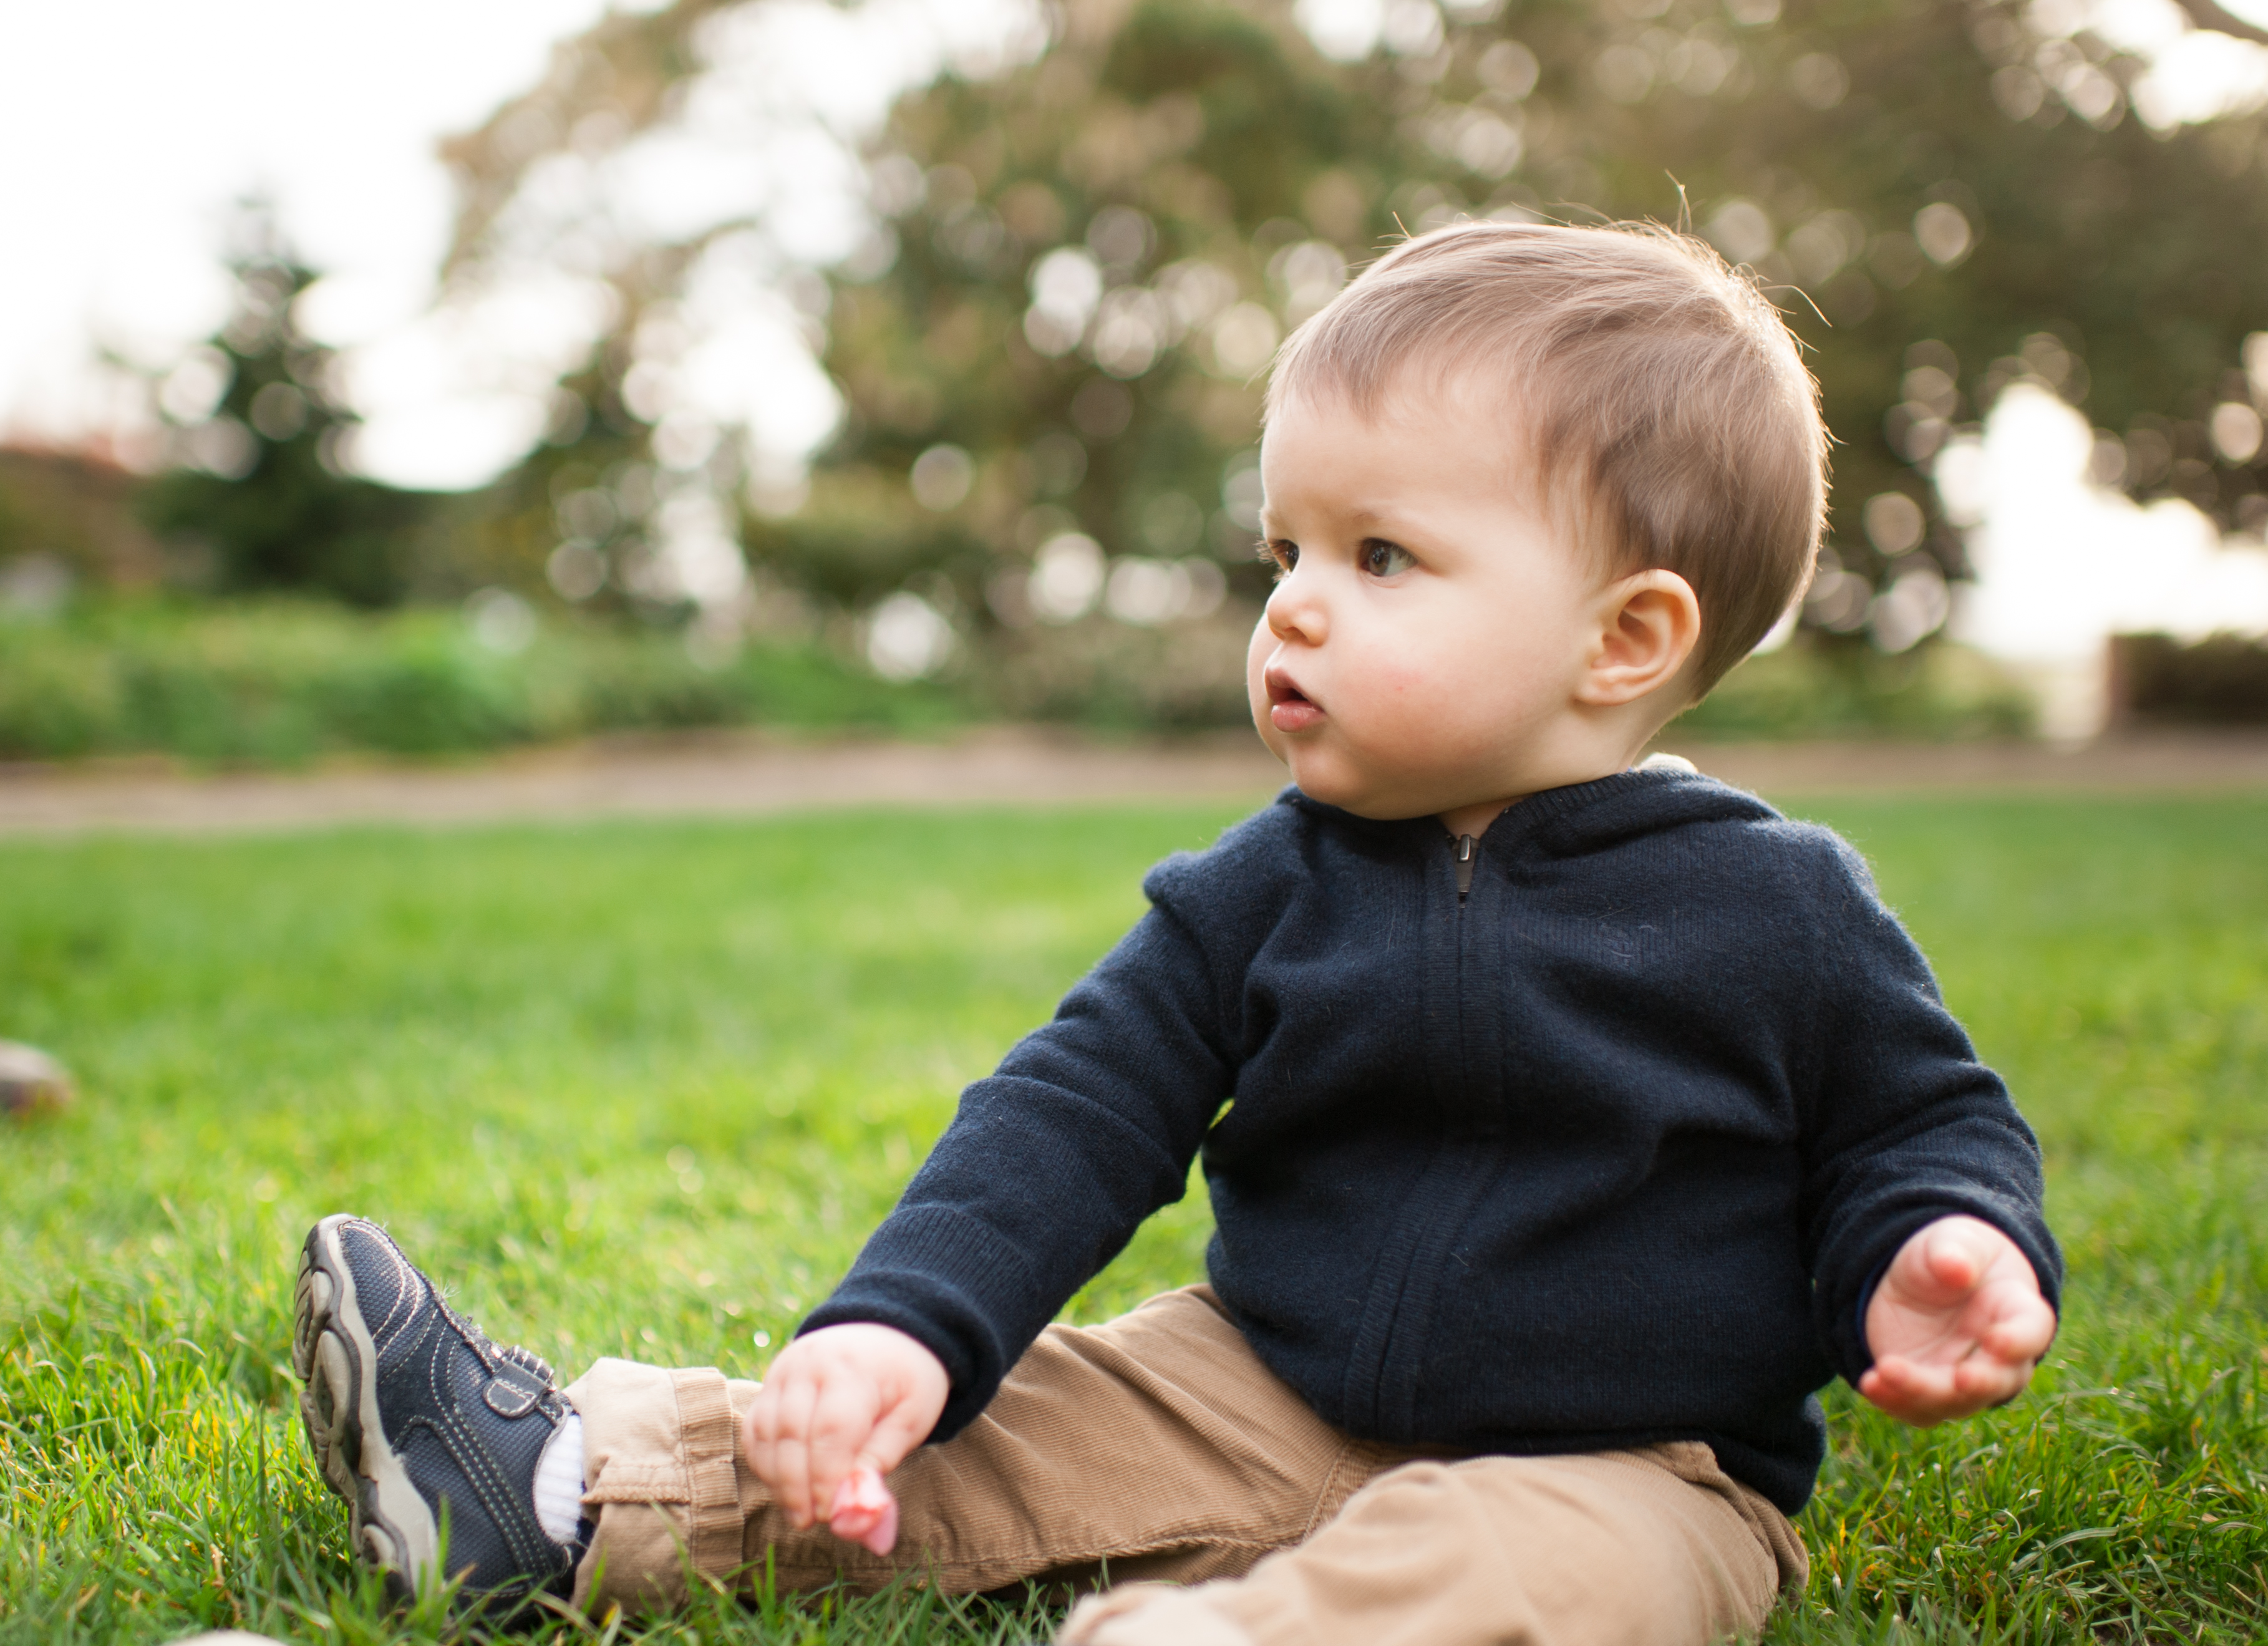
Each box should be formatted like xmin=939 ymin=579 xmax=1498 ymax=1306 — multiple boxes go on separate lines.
xmin=292 ymin=1215 xmax=580 ymax=1607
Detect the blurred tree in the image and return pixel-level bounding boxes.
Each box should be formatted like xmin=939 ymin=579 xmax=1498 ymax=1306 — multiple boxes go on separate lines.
xmin=2169 ymin=0 xmax=2268 ymax=47
xmin=426 ymin=356 xmax=663 ymax=620
xmin=137 ymin=202 xmax=435 ymax=606
xmin=739 ymin=0 xmax=1431 ymax=620
xmin=444 ymin=0 xmax=2268 ymax=667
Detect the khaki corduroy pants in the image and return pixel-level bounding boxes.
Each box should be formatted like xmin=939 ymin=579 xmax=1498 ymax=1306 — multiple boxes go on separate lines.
xmin=561 ymin=1286 xmax=1807 ymax=1645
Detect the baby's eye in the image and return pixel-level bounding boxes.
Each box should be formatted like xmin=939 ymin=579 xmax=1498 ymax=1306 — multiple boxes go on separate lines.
xmin=1262 ymin=540 xmax=1299 ymax=576
xmin=1361 ymin=539 xmax=1415 ymax=578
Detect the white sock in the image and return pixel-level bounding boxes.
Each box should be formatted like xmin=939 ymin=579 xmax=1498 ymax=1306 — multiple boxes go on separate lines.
xmin=531 ymin=1412 xmax=586 ymax=1548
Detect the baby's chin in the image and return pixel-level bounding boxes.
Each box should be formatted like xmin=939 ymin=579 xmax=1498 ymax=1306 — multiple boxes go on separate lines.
xmin=1273 ymin=752 xmax=1443 ymax=821
xmin=1248 ymin=708 xmax=1307 ymax=775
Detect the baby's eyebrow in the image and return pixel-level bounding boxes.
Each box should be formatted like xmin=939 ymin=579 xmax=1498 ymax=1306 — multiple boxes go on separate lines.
xmin=1259 ymin=504 xmax=1401 ymax=535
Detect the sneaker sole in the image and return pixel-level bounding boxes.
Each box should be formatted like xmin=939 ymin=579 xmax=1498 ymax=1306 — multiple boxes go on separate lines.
xmin=291 ymin=1216 xmax=440 ymax=1594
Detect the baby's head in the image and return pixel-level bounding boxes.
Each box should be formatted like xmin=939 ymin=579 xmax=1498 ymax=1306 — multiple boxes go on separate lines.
xmin=1249 ymin=220 xmax=1827 ymax=831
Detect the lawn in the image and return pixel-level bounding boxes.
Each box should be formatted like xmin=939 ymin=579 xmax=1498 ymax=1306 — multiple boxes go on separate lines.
xmin=1 ymin=794 xmax=2263 ymax=1644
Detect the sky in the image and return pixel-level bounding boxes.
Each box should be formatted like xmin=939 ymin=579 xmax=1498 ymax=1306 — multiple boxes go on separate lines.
xmin=2 ymin=0 xmax=2268 ymax=707
xmin=0 ymin=0 xmax=624 ymax=469
xmin=0 ymin=0 xmax=1027 ymax=490
xmin=6 ymin=0 xmax=2265 ymax=476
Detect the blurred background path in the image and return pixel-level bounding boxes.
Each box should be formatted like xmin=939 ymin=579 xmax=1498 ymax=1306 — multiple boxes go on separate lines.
xmin=6 ymin=730 xmax=2267 ymax=836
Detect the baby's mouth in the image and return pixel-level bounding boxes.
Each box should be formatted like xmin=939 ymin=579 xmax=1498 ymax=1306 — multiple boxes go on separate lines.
xmin=1264 ymin=666 xmax=1325 ymax=733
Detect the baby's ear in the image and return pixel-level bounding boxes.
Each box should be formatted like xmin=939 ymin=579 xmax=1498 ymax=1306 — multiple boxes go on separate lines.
xmin=1577 ymin=570 xmax=1702 ymax=707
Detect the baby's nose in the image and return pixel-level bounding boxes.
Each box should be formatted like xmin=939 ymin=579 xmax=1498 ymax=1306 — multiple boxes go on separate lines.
xmin=1265 ymin=579 xmax=1325 ymax=642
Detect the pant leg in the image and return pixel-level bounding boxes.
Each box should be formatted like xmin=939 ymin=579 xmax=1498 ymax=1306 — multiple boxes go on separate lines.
xmin=1060 ymin=1440 xmax=1808 ymax=1646
xmin=563 ymin=1286 xmax=1403 ymax=1614
xmin=561 ymin=1357 xmax=752 ymax=1612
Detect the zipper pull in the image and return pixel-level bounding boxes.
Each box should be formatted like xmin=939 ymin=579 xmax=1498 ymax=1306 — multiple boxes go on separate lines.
xmin=1454 ymin=834 xmax=1477 ymax=901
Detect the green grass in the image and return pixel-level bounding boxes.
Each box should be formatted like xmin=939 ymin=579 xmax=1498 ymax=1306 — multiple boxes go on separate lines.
xmin=1 ymin=795 xmax=2263 ymax=1643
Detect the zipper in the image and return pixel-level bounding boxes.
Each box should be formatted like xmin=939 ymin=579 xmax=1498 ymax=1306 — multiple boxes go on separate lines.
xmin=1354 ymin=830 xmax=1488 ymax=1425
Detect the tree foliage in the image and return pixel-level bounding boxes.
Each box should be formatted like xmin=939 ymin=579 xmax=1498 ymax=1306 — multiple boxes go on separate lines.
xmin=135 ymin=206 xmax=435 ymax=606
xmin=445 ymin=0 xmax=2268 ymax=662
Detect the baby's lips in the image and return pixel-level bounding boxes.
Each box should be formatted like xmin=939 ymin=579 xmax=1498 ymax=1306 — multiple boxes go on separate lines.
xmin=1261 ymin=662 xmax=1324 ymax=731
xmin=1261 ymin=661 xmax=1311 ymax=708
xmin=826 ymin=1464 xmax=901 ymax=1556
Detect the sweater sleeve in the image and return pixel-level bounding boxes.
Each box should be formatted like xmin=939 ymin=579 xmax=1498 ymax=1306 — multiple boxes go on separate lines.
xmin=797 ymin=897 xmax=1236 ymax=1441
xmin=1797 ymin=835 xmax=2063 ymax=1386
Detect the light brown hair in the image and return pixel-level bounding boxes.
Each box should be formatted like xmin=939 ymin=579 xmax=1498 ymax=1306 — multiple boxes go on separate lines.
xmin=1266 ymin=220 xmax=1828 ymax=695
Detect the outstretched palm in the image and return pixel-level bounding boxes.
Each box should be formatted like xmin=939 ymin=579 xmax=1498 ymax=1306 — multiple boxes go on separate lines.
xmin=1859 ymin=1215 xmax=2056 ymax=1426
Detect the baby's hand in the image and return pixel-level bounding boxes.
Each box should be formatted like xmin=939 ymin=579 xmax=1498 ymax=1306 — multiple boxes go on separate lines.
xmin=743 ymin=1322 xmax=948 ymax=1544
xmin=1859 ymin=1214 xmax=2055 ymax=1426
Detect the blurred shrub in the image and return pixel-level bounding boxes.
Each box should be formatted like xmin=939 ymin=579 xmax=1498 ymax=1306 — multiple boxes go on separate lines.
xmin=974 ymin=606 xmax=1258 ymax=730
xmin=1674 ymin=639 xmax=2036 ymax=742
xmin=0 ymin=601 xmax=962 ymax=765
xmin=0 ymin=600 xmax=2043 ymax=766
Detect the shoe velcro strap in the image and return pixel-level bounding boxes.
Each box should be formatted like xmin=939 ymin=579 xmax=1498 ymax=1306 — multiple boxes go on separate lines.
xmin=484 ymin=1361 xmax=550 ymax=1420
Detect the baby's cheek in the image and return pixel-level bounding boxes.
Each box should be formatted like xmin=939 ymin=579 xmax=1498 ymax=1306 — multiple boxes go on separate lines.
xmin=1375 ymin=657 xmax=1430 ymax=696
xmin=1244 ymin=612 xmax=1274 ymax=680
xmin=1368 ymin=654 xmax=1447 ymax=720
xmin=1244 ymin=620 xmax=1284 ymax=754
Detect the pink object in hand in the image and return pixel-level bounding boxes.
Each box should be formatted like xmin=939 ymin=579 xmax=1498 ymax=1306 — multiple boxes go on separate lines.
xmin=826 ymin=1464 xmax=900 ymax=1556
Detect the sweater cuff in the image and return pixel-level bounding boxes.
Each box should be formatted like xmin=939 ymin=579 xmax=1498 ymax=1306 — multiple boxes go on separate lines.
xmin=797 ymin=1204 xmax=1047 ymax=1443
xmin=1853 ymin=1260 xmax=1889 ymax=1369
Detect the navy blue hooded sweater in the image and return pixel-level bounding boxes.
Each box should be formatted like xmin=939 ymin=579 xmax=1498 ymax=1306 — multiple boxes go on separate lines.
xmin=802 ymin=769 xmax=2062 ymax=1513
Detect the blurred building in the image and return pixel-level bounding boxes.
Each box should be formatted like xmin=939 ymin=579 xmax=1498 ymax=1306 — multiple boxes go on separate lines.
xmin=1951 ymin=384 xmax=2268 ymax=738
xmin=0 ymin=446 xmax=166 ymax=613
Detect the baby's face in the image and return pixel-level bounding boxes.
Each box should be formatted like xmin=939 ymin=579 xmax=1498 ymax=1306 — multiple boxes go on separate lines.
xmin=1247 ymin=382 xmax=1610 ymax=825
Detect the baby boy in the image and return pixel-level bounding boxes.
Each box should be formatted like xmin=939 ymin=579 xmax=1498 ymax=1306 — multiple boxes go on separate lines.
xmin=293 ymin=221 xmax=2060 ymax=1645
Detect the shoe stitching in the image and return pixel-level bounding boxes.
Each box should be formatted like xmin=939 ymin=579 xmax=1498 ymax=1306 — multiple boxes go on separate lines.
xmin=407 ymin=1403 xmax=559 ymax=1586
xmin=402 ymin=1269 xmax=560 ymax=1587
xmin=427 ymin=1304 xmax=565 ymax=1579
xmin=356 ymin=1225 xmax=420 ymax=1371
xmin=382 ymin=1241 xmax=416 ymax=1339
xmin=410 ymin=1320 xmax=510 ymax=1579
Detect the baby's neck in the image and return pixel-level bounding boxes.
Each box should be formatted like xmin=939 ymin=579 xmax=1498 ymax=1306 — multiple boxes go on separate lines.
xmin=1436 ymin=798 xmax=1514 ymax=841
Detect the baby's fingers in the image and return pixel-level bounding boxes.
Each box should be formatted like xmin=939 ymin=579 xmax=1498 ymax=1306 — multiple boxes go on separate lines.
xmin=744 ymin=1385 xmax=808 ymax=1524
xmin=742 ymin=1389 xmax=777 ymax=1484
xmin=1859 ymin=1354 xmax=1955 ymax=1425
xmin=1980 ymin=1289 xmax=2058 ymax=1364
xmin=860 ymin=1390 xmax=939 ymax=1479
xmin=1920 ymin=1229 xmax=1983 ymax=1297
xmin=1948 ymin=1349 xmax=2035 ymax=1415
xmin=762 ymin=1375 xmax=825 ymax=1528
xmin=1864 ymin=1349 xmax=2032 ymax=1426
xmin=804 ymin=1376 xmax=884 ymax=1525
